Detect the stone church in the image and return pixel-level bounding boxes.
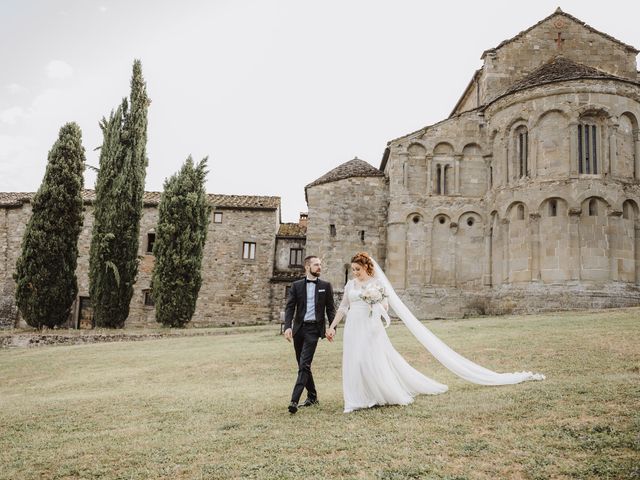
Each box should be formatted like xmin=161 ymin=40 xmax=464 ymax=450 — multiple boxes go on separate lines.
xmin=1 ymin=8 xmax=640 ymax=328
xmin=305 ymin=8 xmax=640 ymax=317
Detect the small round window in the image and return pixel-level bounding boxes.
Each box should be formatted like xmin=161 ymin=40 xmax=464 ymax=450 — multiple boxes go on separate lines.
xmin=467 ymin=218 xmax=474 ymax=227
xmin=438 ymin=216 xmax=446 ymax=224
xmin=412 ymin=216 xmax=420 ymax=224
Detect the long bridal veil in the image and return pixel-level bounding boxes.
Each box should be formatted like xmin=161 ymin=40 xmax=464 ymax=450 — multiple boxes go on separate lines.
xmin=371 ymin=258 xmax=545 ymax=385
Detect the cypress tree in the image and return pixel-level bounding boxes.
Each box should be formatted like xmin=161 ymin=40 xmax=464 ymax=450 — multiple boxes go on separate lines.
xmin=152 ymin=157 xmax=210 ymax=328
xmin=14 ymin=123 xmax=85 ymax=328
xmin=89 ymin=60 xmax=149 ymax=328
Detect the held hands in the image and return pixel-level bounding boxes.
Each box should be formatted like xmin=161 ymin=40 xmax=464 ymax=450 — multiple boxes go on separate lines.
xmin=326 ymin=327 xmax=336 ymax=342
xmin=284 ymin=328 xmax=293 ymax=342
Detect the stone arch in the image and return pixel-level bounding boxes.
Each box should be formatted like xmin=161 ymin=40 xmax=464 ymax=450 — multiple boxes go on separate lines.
xmin=505 ymin=201 xmax=530 ymax=282
xmin=433 ymin=142 xmax=454 ymax=155
xmin=579 ymin=195 xmax=611 ymax=282
xmin=460 ymin=143 xmax=487 ymax=196
xmin=534 ymin=109 xmax=570 ymax=177
xmin=407 ymin=143 xmax=427 ymax=193
xmin=620 ymin=199 xmax=639 ymax=283
xmin=455 ymin=211 xmax=484 ymax=286
xmin=615 ymin=112 xmax=638 ymax=179
xmin=406 ymin=212 xmax=426 ymax=288
xmin=431 ymin=214 xmax=454 ymax=285
xmin=538 ymin=197 xmax=570 ymax=282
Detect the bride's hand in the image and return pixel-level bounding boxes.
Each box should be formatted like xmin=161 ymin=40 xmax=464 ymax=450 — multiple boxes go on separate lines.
xmin=326 ymin=327 xmax=336 ymax=342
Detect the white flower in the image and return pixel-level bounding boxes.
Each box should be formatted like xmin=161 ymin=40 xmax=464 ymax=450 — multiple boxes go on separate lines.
xmin=359 ymin=283 xmax=386 ymax=306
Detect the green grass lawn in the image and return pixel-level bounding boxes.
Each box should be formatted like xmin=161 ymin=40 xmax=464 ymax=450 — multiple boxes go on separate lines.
xmin=1 ymin=308 xmax=638 ymax=480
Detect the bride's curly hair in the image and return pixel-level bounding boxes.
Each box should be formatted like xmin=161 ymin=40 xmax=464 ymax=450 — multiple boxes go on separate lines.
xmin=351 ymin=252 xmax=374 ymax=276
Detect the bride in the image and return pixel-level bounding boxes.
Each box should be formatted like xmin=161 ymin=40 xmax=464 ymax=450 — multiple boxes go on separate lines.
xmin=326 ymin=252 xmax=544 ymax=413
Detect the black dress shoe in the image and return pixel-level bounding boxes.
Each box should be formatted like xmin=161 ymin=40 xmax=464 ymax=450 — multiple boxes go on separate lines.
xmin=288 ymin=401 xmax=298 ymax=414
xmin=301 ymin=397 xmax=319 ymax=407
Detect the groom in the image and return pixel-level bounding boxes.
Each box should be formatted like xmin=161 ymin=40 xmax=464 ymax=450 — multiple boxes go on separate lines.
xmin=283 ymin=255 xmax=335 ymax=414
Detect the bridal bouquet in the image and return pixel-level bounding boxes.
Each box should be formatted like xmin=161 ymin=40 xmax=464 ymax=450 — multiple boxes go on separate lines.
xmin=360 ymin=283 xmax=387 ymax=318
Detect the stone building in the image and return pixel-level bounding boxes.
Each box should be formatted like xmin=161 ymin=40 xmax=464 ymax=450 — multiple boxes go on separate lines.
xmin=305 ymin=8 xmax=640 ymax=317
xmin=0 ymin=190 xmax=307 ymax=328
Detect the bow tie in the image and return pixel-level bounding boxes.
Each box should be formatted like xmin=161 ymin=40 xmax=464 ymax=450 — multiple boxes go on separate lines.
xmin=305 ymin=278 xmax=318 ymax=284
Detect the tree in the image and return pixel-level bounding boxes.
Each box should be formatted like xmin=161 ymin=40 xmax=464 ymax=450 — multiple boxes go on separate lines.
xmin=89 ymin=59 xmax=149 ymax=328
xmin=14 ymin=123 xmax=85 ymax=328
xmin=152 ymin=157 xmax=210 ymax=328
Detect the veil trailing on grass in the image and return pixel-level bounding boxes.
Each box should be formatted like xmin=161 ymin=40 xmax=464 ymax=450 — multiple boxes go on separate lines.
xmin=371 ymin=258 xmax=545 ymax=385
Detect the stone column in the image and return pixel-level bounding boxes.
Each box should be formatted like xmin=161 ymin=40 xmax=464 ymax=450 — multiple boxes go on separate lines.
xmin=609 ymin=211 xmax=622 ymax=281
xmin=483 ymin=155 xmax=493 ymax=192
xmin=426 ymin=154 xmax=433 ymax=195
xmin=634 ymin=129 xmax=640 ymax=180
xmin=569 ymin=121 xmax=578 ymax=176
xmin=386 ymin=221 xmax=407 ymax=289
xmin=399 ymin=152 xmax=409 ymax=188
xmin=568 ymin=207 xmax=582 ymax=280
xmin=454 ymin=154 xmax=462 ymax=195
xmin=635 ymin=224 xmax=640 ymax=285
xmin=529 ymin=213 xmax=541 ymax=282
xmin=484 ymin=225 xmax=492 ymax=286
xmin=607 ymin=123 xmax=618 ymax=176
xmin=450 ymin=221 xmax=458 ymax=286
xmin=501 ymin=218 xmax=510 ymax=284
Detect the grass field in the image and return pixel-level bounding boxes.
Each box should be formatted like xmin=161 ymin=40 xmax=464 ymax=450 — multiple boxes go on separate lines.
xmin=0 ymin=308 xmax=638 ymax=479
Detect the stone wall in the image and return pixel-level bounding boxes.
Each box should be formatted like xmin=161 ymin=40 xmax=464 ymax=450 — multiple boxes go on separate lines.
xmin=477 ymin=12 xmax=638 ymax=107
xmin=306 ymin=175 xmax=388 ymax=292
xmin=0 ymin=199 xmax=282 ymax=328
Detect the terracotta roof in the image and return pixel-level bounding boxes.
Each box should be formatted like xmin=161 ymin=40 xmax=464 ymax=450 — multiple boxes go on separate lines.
xmin=487 ymin=56 xmax=640 ymax=107
xmin=277 ymin=223 xmax=306 ymax=237
xmin=305 ymin=157 xmax=384 ymax=189
xmin=0 ymin=190 xmax=280 ymax=210
xmin=482 ymin=8 xmax=638 ymax=58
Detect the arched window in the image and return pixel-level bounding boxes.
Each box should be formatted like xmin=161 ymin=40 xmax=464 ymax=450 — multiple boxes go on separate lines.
xmin=435 ymin=164 xmax=442 ymax=194
xmin=549 ymin=199 xmax=557 ymax=217
xmin=588 ymin=198 xmax=598 ymax=216
xmin=517 ymin=204 xmax=525 ymax=220
xmin=577 ymin=115 xmax=603 ymax=175
xmin=514 ymin=125 xmax=528 ymax=179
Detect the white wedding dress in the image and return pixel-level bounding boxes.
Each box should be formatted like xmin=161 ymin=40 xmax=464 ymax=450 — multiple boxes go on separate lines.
xmin=338 ymin=259 xmax=545 ymax=413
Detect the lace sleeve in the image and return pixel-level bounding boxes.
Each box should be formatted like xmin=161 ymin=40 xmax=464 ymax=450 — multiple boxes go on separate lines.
xmin=337 ymin=280 xmax=351 ymax=315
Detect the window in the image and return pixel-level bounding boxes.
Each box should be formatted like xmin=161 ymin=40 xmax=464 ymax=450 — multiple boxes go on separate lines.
xmin=143 ymin=289 xmax=154 ymax=307
xmin=517 ymin=204 xmax=525 ymax=220
xmin=330 ymin=224 xmax=336 ymax=237
xmin=588 ymin=199 xmax=598 ymax=216
xmin=359 ymin=230 xmax=365 ymax=242
xmin=466 ymin=217 xmax=474 ymax=227
xmin=242 ymin=242 xmax=256 ymax=260
xmin=213 ymin=212 xmax=223 ymax=223
xmin=578 ymin=123 xmax=598 ymax=174
xmin=516 ymin=127 xmax=528 ymax=178
xmin=436 ymin=164 xmax=442 ymax=194
xmin=289 ymin=248 xmax=303 ymax=266
xmin=146 ymin=232 xmax=156 ymax=254
xmin=549 ymin=199 xmax=557 ymax=217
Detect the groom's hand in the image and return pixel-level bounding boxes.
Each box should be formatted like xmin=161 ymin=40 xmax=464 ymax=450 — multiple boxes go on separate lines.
xmin=284 ymin=328 xmax=292 ymax=342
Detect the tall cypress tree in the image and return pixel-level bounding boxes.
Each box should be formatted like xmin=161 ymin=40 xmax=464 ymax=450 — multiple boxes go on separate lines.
xmin=14 ymin=123 xmax=85 ymax=329
xmin=89 ymin=60 xmax=149 ymax=328
xmin=152 ymin=157 xmax=210 ymax=328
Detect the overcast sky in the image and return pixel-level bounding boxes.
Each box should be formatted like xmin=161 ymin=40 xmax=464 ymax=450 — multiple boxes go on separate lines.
xmin=2 ymin=1 xmax=639 ymax=221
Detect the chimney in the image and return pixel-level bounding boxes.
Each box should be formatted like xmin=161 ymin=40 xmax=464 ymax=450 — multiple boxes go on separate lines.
xmin=299 ymin=212 xmax=308 ymax=230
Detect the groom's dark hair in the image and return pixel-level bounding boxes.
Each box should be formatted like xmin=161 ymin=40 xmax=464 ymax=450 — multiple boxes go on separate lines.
xmin=304 ymin=255 xmax=319 ymax=266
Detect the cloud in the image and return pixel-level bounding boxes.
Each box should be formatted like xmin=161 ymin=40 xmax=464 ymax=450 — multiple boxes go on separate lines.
xmin=99 ymin=5 xmax=107 ymax=13
xmin=0 ymin=107 xmax=27 ymax=125
xmin=46 ymin=60 xmax=74 ymax=79
xmin=6 ymin=83 xmax=28 ymax=95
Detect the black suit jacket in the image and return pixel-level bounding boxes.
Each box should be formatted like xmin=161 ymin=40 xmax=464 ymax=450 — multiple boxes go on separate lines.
xmin=284 ymin=278 xmax=336 ymax=339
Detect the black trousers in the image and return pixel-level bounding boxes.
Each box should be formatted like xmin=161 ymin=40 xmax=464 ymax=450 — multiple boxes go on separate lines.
xmin=290 ymin=322 xmax=321 ymax=403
